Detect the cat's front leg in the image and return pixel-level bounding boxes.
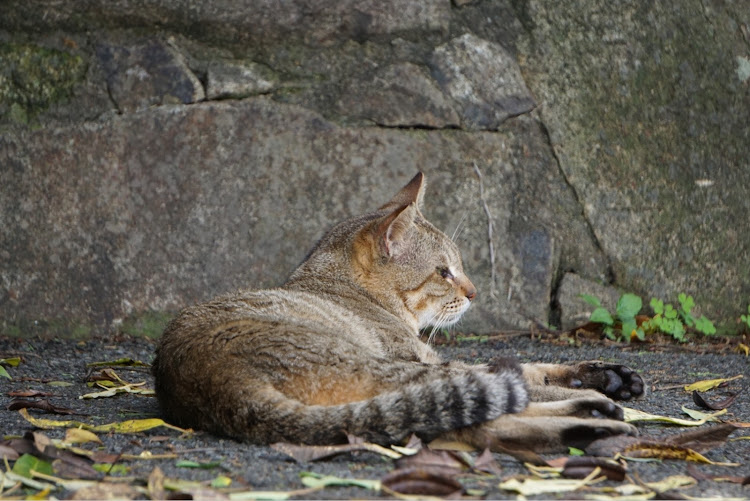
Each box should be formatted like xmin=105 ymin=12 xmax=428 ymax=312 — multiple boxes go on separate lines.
xmin=522 ymin=361 xmax=645 ymax=401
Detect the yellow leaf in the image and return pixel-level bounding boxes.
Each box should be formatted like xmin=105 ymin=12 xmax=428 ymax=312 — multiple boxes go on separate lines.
xmin=623 ymin=443 xmax=740 ymax=466
xmin=499 ymin=468 xmax=603 ymax=495
xmin=681 ymin=406 xmax=727 ymax=421
xmin=644 ymin=475 xmax=696 ymax=492
xmin=623 ymin=406 xmax=725 ymax=426
xmin=736 ymin=343 xmax=749 ymax=356
xmin=18 ymin=408 xmax=189 ymax=434
xmin=684 ymin=375 xmax=743 ymax=392
xmin=64 ymin=428 xmax=102 ymax=445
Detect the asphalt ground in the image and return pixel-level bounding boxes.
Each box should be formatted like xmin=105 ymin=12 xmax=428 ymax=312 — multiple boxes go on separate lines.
xmin=1 ymin=332 xmax=748 ymax=499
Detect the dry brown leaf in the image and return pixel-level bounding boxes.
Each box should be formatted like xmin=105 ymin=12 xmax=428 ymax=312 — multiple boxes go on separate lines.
xmin=381 ymin=467 xmax=464 ymax=498
xmin=474 ymin=448 xmax=502 ymax=476
xmin=148 ymin=466 xmax=166 ymax=500
xmin=69 ymin=482 xmax=142 ymax=500
xmin=561 ymin=456 xmax=627 ymax=481
xmin=8 ymin=398 xmax=81 ymax=415
xmin=692 ymin=389 xmax=742 ymax=410
xmin=686 ymin=464 xmax=750 ymax=484
xmin=663 ymin=423 xmax=738 ymax=453
xmin=7 ymin=389 xmax=54 ymax=398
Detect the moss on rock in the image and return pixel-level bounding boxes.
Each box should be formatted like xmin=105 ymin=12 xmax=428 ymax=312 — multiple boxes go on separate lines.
xmin=0 ymin=43 xmax=87 ymax=123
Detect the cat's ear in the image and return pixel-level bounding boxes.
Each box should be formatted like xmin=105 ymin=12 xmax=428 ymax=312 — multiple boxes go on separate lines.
xmin=380 ymin=172 xmax=425 ymax=212
xmin=376 ymin=203 xmax=418 ymax=259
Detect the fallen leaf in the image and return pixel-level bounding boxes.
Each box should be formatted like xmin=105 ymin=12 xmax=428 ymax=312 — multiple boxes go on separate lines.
xmin=643 ymin=474 xmax=697 ymax=492
xmin=474 ymin=448 xmax=502 ymax=476
xmin=86 ymin=358 xmax=149 ymax=368
xmin=79 ymin=381 xmax=155 ymax=399
xmin=12 ymin=453 xmax=54 ymax=478
xmin=68 ymin=482 xmax=142 ymax=500
xmin=8 ymin=398 xmax=81 ymax=415
xmin=18 ymin=407 xmax=189 ymax=434
xmin=381 ymin=467 xmax=464 ymax=497
xmin=498 ymin=468 xmax=603 ymax=496
xmin=212 ymin=475 xmax=233 ymax=488
xmin=692 ymin=389 xmax=742 ymax=410
xmin=299 ymin=471 xmax=381 ymax=491
xmin=623 ymin=443 xmax=739 ymax=465
xmin=0 ymin=365 xmax=11 ymax=379
xmin=64 ymin=428 xmax=102 ymax=445
xmin=0 ymin=356 xmax=21 ymax=367
xmin=176 ymin=459 xmax=223 ymax=469
xmin=561 ymin=456 xmax=627 ymax=481
xmin=46 ymin=381 xmax=74 ymax=387
xmin=735 ymin=343 xmax=749 ymax=356
xmin=271 ymin=440 xmax=401 ymax=462
xmin=681 ymin=406 xmax=727 ymax=421
xmin=686 ymin=464 xmax=750 ymax=484
xmin=148 ymin=466 xmax=166 ymax=500
xmin=0 ymin=443 xmax=20 ymax=461
xmin=664 ymin=423 xmax=738 ymax=452
xmin=623 ymin=406 xmax=726 ymax=426
xmin=7 ymin=390 xmax=54 ymax=398
xmin=92 ymin=463 xmax=130 ymax=475
xmin=684 ymin=375 xmax=743 ymax=392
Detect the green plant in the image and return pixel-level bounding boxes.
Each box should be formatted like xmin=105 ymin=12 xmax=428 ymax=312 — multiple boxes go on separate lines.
xmin=739 ymin=305 xmax=750 ymax=330
xmin=581 ymin=292 xmax=717 ymax=343
xmin=676 ymin=293 xmax=716 ymax=335
xmin=580 ymin=292 xmax=644 ymax=342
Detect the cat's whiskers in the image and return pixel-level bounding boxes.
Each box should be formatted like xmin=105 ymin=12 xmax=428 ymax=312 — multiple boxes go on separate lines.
xmin=450 ymin=211 xmax=470 ymax=242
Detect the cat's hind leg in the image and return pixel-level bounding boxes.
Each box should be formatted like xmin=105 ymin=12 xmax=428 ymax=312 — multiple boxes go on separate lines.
xmin=444 ymin=395 xmax=638 ymax=453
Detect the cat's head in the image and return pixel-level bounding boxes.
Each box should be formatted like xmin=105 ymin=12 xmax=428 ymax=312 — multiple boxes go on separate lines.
xmin=351 ymin=172 xmax=477 ymax=330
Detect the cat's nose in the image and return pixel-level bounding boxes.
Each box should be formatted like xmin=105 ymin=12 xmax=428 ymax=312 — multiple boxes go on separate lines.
xmin=465 ymin=287 xmax=477 ymax=302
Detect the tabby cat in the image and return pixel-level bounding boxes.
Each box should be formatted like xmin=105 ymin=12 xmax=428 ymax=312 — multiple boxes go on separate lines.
xmin=153 ymin=172 xmax=643 ymax=453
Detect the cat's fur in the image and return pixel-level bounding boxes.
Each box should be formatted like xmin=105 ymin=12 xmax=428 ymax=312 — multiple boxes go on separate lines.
xmin=153 ymin=172 xmax=643 ymax=453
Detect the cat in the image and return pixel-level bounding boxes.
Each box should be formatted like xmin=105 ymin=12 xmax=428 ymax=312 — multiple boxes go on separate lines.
xmin=152 ymin=172 xmax=643 ymax=453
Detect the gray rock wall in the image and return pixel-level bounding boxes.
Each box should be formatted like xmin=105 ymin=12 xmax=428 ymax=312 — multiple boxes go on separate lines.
xmin=1 ymin=0 xmax=748 ymax=337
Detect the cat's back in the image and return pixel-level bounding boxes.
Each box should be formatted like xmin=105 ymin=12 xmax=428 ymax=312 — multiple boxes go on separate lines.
xmin=158 ymin=286 xmax=392 ymax=359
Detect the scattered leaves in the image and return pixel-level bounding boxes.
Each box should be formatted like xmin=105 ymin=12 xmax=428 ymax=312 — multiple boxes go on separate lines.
xmin=624 ymin=406 xmax=726 ymax=426
xmin=86 ymin=358 xmax=149 ymax=368
xmin=623 ymin=443 xmax=739 ymax=466
xmin=684 ymin=374 xmax=743 ymax=392
xmin=64 ymin=428 xmax=102 ymax=445
xmin=12 ymin=453 xmax=54 ymax=478
xmin=8 ymin=398 xmax=81 ymax=415
xmin=299 ymin=471 xmax=380 ymax=491
xmin=561 ymin=456 xmax=627 ymax=481
xmin=692 ymin=389 xmax=741 ymax=410
xmin=18 ymin=407 xmax=189 ymax=434
xmin=499 ymin=468 xmax=603 ymax=496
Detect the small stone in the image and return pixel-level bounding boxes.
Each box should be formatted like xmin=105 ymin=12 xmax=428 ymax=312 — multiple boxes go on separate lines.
xmin=206 ymin=60 xmax=278 ymax=100
xmin=96 ymin=38 xmax=205 ymax=113
xmin=431 ymin=34 xmax=535 ymax=130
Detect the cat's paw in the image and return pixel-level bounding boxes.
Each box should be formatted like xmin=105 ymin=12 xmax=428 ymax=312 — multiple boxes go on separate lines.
xmin=560 ymin=419 xmax=638 ymax=450
xmin=568 ymin=361 xmax=645 ymax=401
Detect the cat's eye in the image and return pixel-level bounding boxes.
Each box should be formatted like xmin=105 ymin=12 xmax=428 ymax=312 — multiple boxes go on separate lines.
xmin=437 ymin=267 xmax=454 ymax=280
